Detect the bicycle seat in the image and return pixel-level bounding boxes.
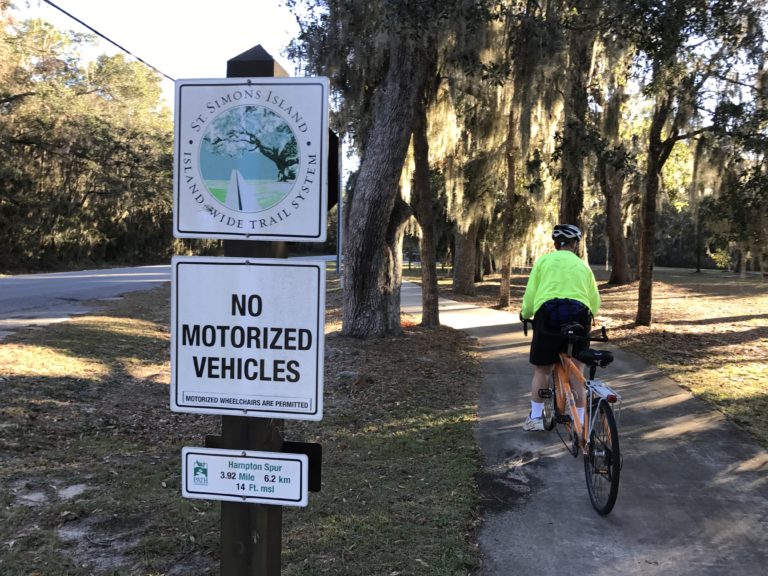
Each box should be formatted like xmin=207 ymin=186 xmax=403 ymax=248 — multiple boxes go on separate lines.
xmin=560 ymin=321 xmax=586 ymax=338
xmin=576 ymin=348 xmax=614 ymax=367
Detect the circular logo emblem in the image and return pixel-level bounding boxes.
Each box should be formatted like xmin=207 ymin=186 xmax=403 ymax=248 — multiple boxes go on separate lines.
xmin=200 ymin=105 xmax=298 ymax=213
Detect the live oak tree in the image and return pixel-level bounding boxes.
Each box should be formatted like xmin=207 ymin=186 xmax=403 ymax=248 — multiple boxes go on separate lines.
xmin=290 ymin=0 xmax=500 ymax=337
xmin=592 ymin=16 xmax=635 ymax=285
xmin=443 ymin=14 xmax=507 ymax=299
xmin=411 ymin=5 xmax=505 ymax=315
xmin=702 ymin=70 xmax=768 ymax=276
xmin=408 ymin=54 xmax=441 ymax=326
xmin=0 ymin=9 xmax=173 ymax=270
xmin=497 ymin=0 xmax=563 ymax=306
xmin=624 ymin=0 xmax=765 ymax=325
xmin=558 ymin=0 xmax=600 ymax=230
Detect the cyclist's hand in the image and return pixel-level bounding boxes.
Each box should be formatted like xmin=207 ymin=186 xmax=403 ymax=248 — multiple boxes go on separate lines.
xmin=520 ymin=314 xmax=532 ymax=336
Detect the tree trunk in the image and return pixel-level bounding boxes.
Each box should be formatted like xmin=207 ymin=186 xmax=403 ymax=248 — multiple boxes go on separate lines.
xmin=342 ymin=40 xmax=429 ymax=338
xmin=411 ymin=89 xmax=440 ymax=327
xmin=691 ymin=137 xmax=706 ymax=273
xmin=384 ymin=196 xmax=412 ymax=334
xmin=499 ymin=87 xmax=519 ymax=308
xmin=597 ymin=129 xmax=631 ymax=284
xmin=604 ymin=179 xmax=631 ymax=284
xmin=636 ymin=162 xmax=658 ymax=325
xmin=499 ymin=257 xmax=512 ymax=308
xmin=453 ymin=221 xmax=479 ymax=295
xmin=559 ymin=0 xmax=597 ymax=228
xmin=483 ymin=246 xmax=495 ymax=275
xmin=636 ymin=94 xmax=673 ymax=326
xmin=474 ymin=231 xmax=485 ymax=283
xmin=739 ymin=244 xmax=748 ymax=278
xmin=597 ymin=56 xmax=631 ymax=285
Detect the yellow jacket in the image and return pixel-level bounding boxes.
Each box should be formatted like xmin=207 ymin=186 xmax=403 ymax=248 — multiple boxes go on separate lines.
xmin=521 ymin=249 xmax=600 ymax=319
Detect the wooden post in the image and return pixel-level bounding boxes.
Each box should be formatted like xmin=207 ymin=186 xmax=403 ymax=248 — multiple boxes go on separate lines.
xmin=219 ymin=44 xmax=288 ymax=576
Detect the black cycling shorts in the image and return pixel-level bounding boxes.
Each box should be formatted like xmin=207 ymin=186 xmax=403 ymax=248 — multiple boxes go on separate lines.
xmin=529 ymin=299 xmax=592 ymax=366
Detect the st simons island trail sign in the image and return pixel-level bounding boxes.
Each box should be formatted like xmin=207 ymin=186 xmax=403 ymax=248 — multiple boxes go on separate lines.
xmin=174 ymin=77 xmax=329 ymax=241
xmin=170 ymin=256 xmax=326 ymax=420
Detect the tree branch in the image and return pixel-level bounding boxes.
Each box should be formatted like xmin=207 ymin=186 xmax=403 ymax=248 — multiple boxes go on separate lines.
xmin=717 ymin=72 xmax=761 ymax=91
xmin=660 ymin=126 xmax=713 ymax=165
xmin=668 ymin=126 xmax=713 ymax=144
xmin=0 ymin=92 xmax=37 ymax=105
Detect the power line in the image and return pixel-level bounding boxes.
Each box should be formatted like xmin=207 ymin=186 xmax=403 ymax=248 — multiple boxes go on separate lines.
xmin=42 ymin=0 xmax=175 ymax=82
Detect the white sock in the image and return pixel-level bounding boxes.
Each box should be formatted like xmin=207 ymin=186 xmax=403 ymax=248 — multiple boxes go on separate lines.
xmin=530 ymin=401 xmax=544 ymax=419
xmin=577 ymin=407 xmax=585 ymax=423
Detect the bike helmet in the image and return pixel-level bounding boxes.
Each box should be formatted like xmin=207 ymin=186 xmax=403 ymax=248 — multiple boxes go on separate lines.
xmin=552 ymin=224 xmax=582 ymax=242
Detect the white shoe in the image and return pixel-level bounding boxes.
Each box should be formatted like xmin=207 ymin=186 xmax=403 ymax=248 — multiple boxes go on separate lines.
xmin=523 ymin=414 xmax=544 ymax=431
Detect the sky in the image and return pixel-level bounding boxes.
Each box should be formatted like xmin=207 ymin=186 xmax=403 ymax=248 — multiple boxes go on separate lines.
xmin=12 ymin=0 xmax=302 ymax=105
xmin=11 ymin=1 xmax=360 ymax=176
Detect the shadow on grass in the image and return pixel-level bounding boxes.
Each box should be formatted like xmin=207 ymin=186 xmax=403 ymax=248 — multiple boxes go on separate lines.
xmin=663 ymin=313 xmax=768 ymax=325
xmin=1 ymin=290 xmax=483 ymax=576
xmin=611 ymin=325 xmax=768 ymax=357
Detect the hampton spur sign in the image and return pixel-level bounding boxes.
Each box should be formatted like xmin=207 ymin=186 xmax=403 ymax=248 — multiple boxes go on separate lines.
xmin=182 ymin=447 xmax=308 ymax=507
xmin=170 ymin=256 xmax=326 ymax=420
xmin=173 ymin=77 xmax=329 ymax=241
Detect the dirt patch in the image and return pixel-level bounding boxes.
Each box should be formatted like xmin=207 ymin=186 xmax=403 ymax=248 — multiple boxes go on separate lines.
xmin=476 ymin=450 xmax=543 ymax=513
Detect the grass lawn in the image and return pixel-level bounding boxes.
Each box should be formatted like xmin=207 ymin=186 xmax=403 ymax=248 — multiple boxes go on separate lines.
xmin=0 ymin=272 xmax=481 ymax=575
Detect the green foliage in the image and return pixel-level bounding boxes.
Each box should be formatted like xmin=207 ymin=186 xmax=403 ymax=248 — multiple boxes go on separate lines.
xmin=661 ymin=139 xmax=692 ymax=208
xmin=0 ymin=11 xmax=173 ymax=271
xmin=702 ymin=166 xmax=768 ymax=267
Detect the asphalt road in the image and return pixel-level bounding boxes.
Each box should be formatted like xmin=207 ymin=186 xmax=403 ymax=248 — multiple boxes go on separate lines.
xmin=401 ymin=282 xmax=768 ymax=576
xmin=0 ymin=265 xmax=170 ymax=339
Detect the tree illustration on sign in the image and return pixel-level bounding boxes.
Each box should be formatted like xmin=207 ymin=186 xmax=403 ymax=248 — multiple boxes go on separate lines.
xmin=200 ymin=105 xmax=298 ymax=212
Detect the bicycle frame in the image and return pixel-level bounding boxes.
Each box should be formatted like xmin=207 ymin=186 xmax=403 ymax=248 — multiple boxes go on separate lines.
xmin=553 ymin=353 xmax=622 ymax=454
xmin=553 ymin=353 xmax=589 ymax=451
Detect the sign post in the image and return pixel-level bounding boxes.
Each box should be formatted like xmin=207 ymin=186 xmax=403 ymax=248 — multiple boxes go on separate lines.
xmin=171 ymin=45 xmax=331 ymax=576
xmin=224 ymin=47 xmax=284 ymax=576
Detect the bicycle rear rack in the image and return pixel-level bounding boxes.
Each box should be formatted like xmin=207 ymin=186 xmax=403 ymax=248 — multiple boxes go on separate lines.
xmin=586 ymin=379 xmax=623 ymax=428
xmin=587 ymin=379 xmax=621 ymax=404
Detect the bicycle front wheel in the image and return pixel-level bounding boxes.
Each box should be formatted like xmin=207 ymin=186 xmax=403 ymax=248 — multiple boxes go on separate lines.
xmin=584 ymin=401 xmax=621 ymax=515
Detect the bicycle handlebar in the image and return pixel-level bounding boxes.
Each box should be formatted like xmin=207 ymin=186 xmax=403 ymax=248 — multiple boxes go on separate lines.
xmin=520 ymin=314 xmax=608 ymax=343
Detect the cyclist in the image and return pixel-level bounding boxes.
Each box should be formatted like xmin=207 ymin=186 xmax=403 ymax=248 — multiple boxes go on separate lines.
xmin=520 ymin=224 xmax=600 ymax=431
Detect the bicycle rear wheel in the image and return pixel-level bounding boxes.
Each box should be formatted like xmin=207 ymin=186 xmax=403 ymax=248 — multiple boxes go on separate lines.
xmin=584 ymin=401 xmax=620 ymax=515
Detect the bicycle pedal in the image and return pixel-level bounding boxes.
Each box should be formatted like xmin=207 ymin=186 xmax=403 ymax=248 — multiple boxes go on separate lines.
xmin=538 ymin=389 xmax=553 ymax=399
xmin=556 ymin=414 xmax=571 ymax=424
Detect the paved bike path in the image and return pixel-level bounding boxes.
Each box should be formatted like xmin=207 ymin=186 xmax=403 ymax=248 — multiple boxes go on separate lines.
xmin=401 ymin=282 xmax=768 ymax=575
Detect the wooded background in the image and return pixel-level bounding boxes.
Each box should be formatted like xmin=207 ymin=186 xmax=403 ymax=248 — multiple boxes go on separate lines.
xmin=2 ymin=0 xmax=766 ymax=336
xmin=1 ymin=2 xmax=174 ymax=269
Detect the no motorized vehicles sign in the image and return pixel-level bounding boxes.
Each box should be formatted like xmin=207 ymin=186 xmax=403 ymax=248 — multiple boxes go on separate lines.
xmin=170 ymin=256 xmax=325 ymax=420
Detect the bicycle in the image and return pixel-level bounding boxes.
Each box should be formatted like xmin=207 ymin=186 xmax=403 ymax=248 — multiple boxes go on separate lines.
xmin=521 ymin=317 xmax=622 ymax=515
